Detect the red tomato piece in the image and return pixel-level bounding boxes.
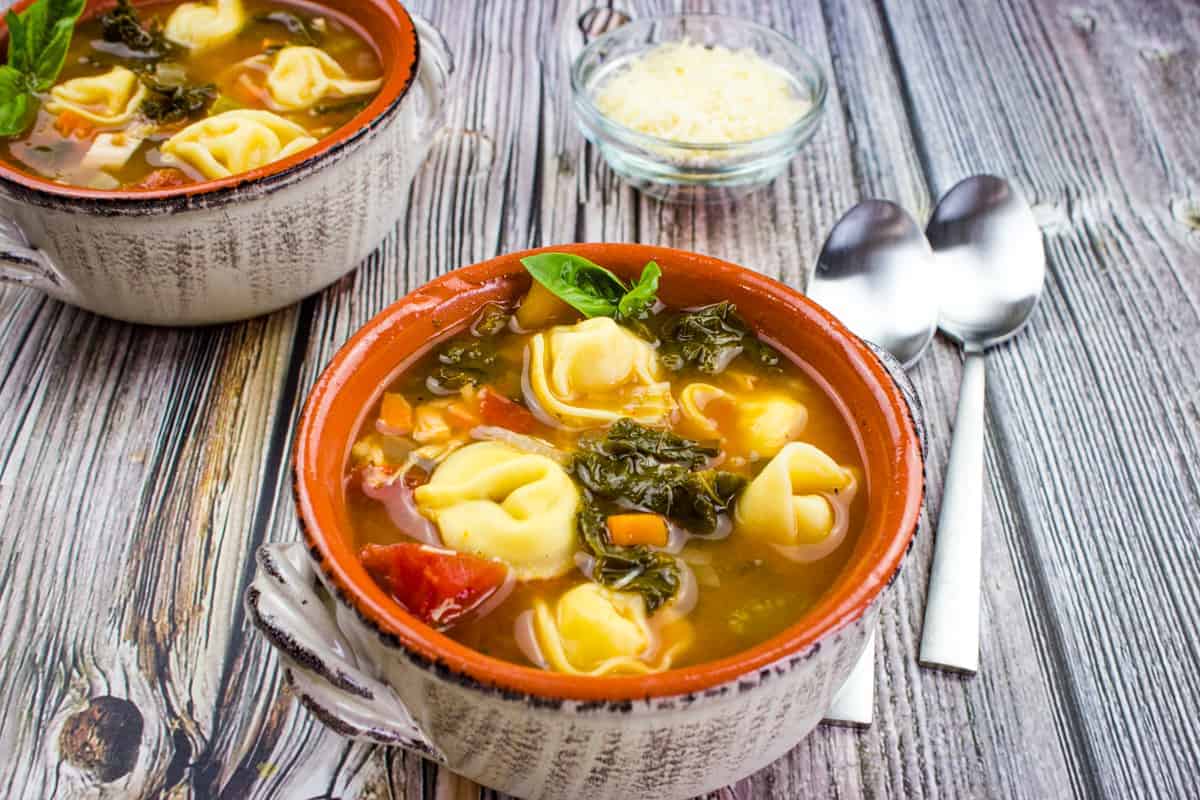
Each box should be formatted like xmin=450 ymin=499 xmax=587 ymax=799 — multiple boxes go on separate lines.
xmin=133 ymin=169 xmax=191 ymax=190
xmin=360 ymin=542 xmax=508 ymax=628
xmin=477 ymin=386 xmax=540 ymax=434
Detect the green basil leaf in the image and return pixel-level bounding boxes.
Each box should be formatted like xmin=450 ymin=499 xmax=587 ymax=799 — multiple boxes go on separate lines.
xmin=520 ymin=252 xmax=627 ymax=318
xmin=0 ymin=66 xmax=33 ymax=136
xmin=5 ymin=12 xmax=31 ymax=74
xmin=616 ymin=260 xmax=660 ymax=320
xmin=1 ymin=0 xmax=86 ymax=136
xmin=32 ymin=17 xmax=75 ymax=88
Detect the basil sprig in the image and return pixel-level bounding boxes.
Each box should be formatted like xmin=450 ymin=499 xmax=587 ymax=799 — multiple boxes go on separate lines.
xmin=520 ymin=252 xmax=661 ymax=320
xmin=0 ymin=0 xmax=86 ymax=136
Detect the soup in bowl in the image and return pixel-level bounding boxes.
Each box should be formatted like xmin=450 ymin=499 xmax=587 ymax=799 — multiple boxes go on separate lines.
xmin=0 ymin=0 xmax=450 ymax=324
xmin=248 ymin=244 xmax=924 ymax=799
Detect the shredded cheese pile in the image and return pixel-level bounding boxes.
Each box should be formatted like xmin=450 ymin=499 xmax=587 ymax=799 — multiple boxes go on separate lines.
xmin=592 ymin=39 xmax=811 ymax=145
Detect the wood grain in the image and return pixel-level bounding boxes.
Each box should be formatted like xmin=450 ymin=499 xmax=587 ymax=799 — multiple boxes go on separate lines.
xmin=0 ymin=0 xmax=1197 ymax=797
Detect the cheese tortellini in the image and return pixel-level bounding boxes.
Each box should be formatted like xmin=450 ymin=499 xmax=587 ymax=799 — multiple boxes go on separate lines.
xmin=734 ymin=442 xmax=857 ymax=561
xmin=678 ymin=383 xmax=807 ymax=458
xmin=413 ymin=442 xmax=580 ymax=580
xmin=46 ymin=67 xmax=147 ymax=126
xmin=162 ymin=110 xmax=318 ymax=179
xmin=525 ymin=317 xmax=675 ymax=428
xmin=266 ymin=46 xmax=383 ymax=111
xmin=165 ymin=0 xmax=246 ymax=51
xmin=532 ymin=584 xmax=690 ymax=675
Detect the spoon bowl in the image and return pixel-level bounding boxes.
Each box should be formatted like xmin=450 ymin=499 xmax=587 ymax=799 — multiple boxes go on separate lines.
xmin=811 ymin=200 xmax=938 ymax=368
xmin=928 ymin=175 xmax=1045 ymax=349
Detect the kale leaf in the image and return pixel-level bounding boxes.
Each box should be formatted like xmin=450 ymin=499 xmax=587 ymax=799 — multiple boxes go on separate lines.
xmin=572 ymin=419 xmax=745 ymax=535
xmin=578 ymin=503 xmax=680 ymax=614
xmin=658 ymin=301 xmax=782 ymax=375
xmin=140 ymin=79 xmax=216 ymax=124
xmin=426 ymin=306 xmax=507 ymax=393
xmin=100 ymin=0 xmax=177 ymax=59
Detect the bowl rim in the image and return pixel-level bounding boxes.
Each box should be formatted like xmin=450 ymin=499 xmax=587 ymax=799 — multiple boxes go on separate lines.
xmin=569 ymin=13 xmax=828 ymax=154
xmin=293 ymin=243 xmax=923 ymax=702
xmin=0 ymin=0 xmax=418 ymax=205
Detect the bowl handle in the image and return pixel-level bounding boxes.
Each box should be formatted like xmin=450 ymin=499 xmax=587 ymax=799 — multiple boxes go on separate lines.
xmin=410 ymin=13 xmax=454 ymax=140
xmin=0 ymin=217 xmax=68 ymax=294
xmin=246 ymin=542 xmax=445 ymax=763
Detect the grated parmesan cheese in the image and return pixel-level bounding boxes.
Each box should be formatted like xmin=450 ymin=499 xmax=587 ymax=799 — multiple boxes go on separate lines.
xmin=592 ymin=39 xmax=811 ymax=146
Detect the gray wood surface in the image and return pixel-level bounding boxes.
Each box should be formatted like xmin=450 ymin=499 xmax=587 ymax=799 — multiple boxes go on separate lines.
xmin=1 ymin=0 xmax=1198 ymax=797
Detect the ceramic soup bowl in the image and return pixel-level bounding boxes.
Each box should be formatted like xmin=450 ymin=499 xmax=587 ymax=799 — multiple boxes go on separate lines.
xmin=0 ymin=0 xmax=450 ymax=326
xmin=247 ymin=244 xmax=925 ymax=800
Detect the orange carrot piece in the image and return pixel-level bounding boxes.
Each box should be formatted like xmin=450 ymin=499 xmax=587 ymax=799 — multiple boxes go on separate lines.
xmin=53 ymin=110 xmax=95 ymax=140
xmin=607 ymin=513 xmax=669 ymax=548
xmin=379 ymin=392 xmax=414 ymax=434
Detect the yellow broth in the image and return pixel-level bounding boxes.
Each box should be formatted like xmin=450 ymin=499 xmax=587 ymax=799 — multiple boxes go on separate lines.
xmin=2 ymin=0 xmax=381 ymax=189
xmin=346 ymin=302 xmax=867 ymax=672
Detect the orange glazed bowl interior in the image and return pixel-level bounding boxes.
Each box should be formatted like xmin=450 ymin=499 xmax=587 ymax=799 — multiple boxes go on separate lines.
xmin=294 ymin=243 xmax=924 ymax=701
xmin=0 ymin=0 xmax=418 ymax=201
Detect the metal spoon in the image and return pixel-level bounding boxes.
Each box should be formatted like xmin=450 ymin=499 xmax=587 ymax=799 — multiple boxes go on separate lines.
xmin=810 ymin=200 xmax=939 ymax=368
xmin=809 ymin=199 xmax=937 ymax=725
xmin=919 ymin=175 xmax=1045 ymax=673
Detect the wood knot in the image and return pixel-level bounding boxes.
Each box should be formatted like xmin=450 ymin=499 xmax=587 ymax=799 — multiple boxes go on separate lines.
xmin=59 ymin=696 xmax=144 ymax=783
xmin=1066 ymin=8 xmax=1095 ymax=35
xmin=1171 ymin=197 xmax=1200 ymax=231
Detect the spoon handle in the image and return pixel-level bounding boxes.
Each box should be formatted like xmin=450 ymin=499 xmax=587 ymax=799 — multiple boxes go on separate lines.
xmin=920 ymin=351 xmax=986 ymax=673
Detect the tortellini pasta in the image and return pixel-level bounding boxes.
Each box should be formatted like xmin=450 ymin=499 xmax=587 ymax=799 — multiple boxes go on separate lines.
xmin=525 ymin=317 xmax=675 ymax=428
xmin=165 ymin=0 xmax=246 ymax=51
xmin=413 ymin=442 xmax=580 ymax=580
xmin=162 ymin=110 xmax=318 ymax=179
xmin=678 ymin=383 xmax=807 ymax=458
xmin=734 ymin=442 xmax=857 ymax=561
xmin=46 ymin=67 xmax=147 ymax=126
xmin=532 ymin=584 xmax=690 ymax=675
xmin=266 ymin=46 xmax=383 ymax=111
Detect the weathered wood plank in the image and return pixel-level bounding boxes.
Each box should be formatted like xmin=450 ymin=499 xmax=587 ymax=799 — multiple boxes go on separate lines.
xmin=0 ymin=301 xmax=302 ymax=796
xmin=877 ymin=0 xmax=1200 ymax=798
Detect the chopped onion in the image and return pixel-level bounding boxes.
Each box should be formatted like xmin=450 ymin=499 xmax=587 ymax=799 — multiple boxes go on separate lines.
xmin=469 ymin=425 xmax=568 ymax=463
xmin=514 ymin=609 xmax=547 ymax=669
xmin=360 ymin=469 xmax=441 ymax=546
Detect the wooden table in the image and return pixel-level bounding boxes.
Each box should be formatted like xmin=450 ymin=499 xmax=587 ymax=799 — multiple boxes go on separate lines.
xmin=3 ymin=0 xmax=1198 ymax=797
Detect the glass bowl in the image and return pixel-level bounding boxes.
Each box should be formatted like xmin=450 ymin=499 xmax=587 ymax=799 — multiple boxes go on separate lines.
xmin=570 ymin=14 xmax=828 ymax=203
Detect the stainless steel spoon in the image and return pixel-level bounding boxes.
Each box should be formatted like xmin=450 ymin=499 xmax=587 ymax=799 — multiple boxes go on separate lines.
xmin=919 ymin=175 xmax=1045 ymax=673
xmin=809 ymin=199 xmax=937 ymax=725
xmin=810 ymin=200 xmax=939 ymax=367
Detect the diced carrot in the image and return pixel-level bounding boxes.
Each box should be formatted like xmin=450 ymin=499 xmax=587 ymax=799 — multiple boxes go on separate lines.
xmin=607 ymin=513 xmax=669 ymax=548
xmin=53 ymin=110 xmax=95 ymax=140
xmin=131 ymin=168 xmax=191 ymax=190
xmin=378 ymin=392 xmax=414 ymax=435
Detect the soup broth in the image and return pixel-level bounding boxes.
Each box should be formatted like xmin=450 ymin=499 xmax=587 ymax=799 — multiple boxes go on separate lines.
xmin=346 ymin=273 xmax=867 ymax=675
xmin=2 ymin=0 xmax=381 ymax=190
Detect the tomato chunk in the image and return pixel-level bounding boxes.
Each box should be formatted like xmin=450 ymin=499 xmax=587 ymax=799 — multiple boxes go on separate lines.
xmin=132 ymin=169 xmax=191 ymax=190
xmin=360 ymin=542 xmax=508 ymax=628
xmin=477 ymin=386 xmax=540 ymax=434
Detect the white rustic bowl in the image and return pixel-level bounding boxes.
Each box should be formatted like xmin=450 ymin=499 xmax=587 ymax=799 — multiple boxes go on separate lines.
xmin=0 ymin=0 xmax=450 ymax=326
xmin=247 ymin=244 xmax=925 ymax=799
